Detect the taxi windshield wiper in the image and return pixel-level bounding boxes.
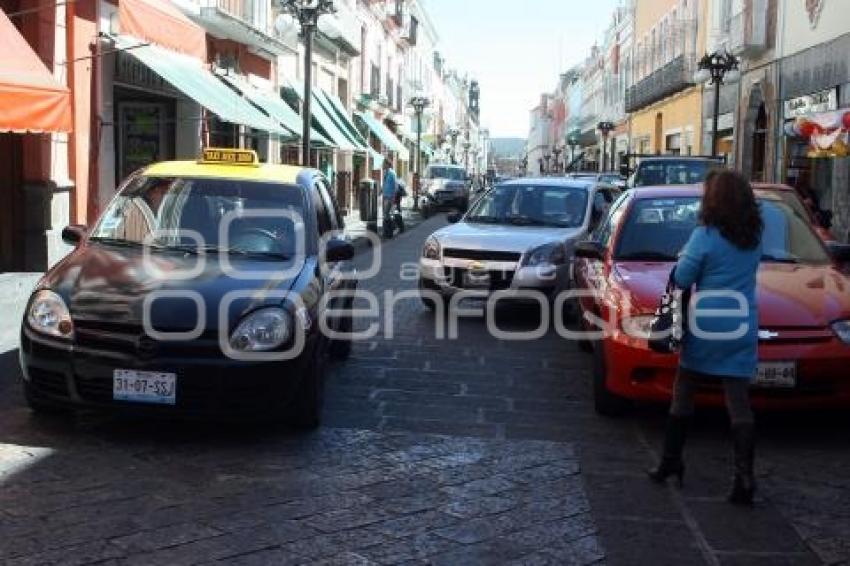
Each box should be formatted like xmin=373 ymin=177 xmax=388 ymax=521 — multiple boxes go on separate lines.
xmin=507 ymin=215 xmax=546 ymax=226
xmin=89 ymin=237 xmax=143 ymax=248
xmin=157 ymin=243 xmax=290 ymax=260
xmin=466 ymin=215 xmax=500 ymax=224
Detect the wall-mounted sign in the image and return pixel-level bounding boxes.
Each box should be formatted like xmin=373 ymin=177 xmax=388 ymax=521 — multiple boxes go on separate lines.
xmin=784 ymin=88 xmax=837 ymax=119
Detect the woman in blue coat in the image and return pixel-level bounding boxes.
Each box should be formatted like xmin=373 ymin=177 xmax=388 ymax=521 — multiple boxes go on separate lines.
xmin=648 ymin=170 xmax=763 ymax=506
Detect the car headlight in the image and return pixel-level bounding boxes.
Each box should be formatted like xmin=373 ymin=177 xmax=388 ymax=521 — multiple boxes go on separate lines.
xmin=423 ymin=236 xmax=441 ymax=260
xmin=26 ymin=290 xmax=74 ymax=339
xmin=230 ymin=307 xmax=293 ymax=352
xmin=622 ymin=314 xmax=655 ymax=340
xmin=832 ymin=320 xmax=850 ymax=344
xmin=524 ymin=243 xmax=566 ymax=267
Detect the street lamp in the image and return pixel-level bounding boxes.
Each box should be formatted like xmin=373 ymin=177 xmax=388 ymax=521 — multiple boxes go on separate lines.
xmin=552 ymin=146 xmax=563 ymax=175
xmin=408 ymin=95 xmax=430 ymax=211
xmin=567 ymin=131 xmax=580 ymax=172
xmin=448 ymin=128 xmax=460 ymax=164
xmin=597 ymin=121 xmax=615 ymax=172
xmin=279 ymin=0 xmax=336 ymax=167
xmin=695 ymin=50 xmax=740 ymax=158
xmin=463 ymin=139 xmax=471 ymax=171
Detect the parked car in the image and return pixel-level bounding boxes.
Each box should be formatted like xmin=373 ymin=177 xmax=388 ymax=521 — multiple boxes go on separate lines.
xmin=19 ymin=149 xmax=356 ymax=427
xmin=419 ymin=177 xmax=621 ymax=309
xmin=755 ymin=183 xmax=835 ymax=242
xmin=420 ymin=163 xmax=471 ymax=214
xmin=573 ymin=185 xmax=850 ymax=415
xmin=624 ymin=156 xmax=725 ymax=189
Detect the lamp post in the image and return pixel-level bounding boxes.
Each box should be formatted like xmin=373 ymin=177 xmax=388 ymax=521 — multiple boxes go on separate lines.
xmin=695 ymin=50 xmax=740 ymax=158
xmin=567 ymin=131 xmax=580 ymax=172
xmin=408 ymin=95 xmax=430 ymax=211
xmin=448 ymin=128 xmax=460 ymax=164
xmin=463 ymin=140 xmax=471 ymax=172
xmin=552 ymin=146 xmax=563 ymax=175
xmin=597 ymin=121 xmax=615 ymax=172
xmin=279 ymin=0 xmax=336 ymax=167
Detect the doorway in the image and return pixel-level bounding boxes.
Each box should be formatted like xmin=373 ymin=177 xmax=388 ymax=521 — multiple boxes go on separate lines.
xmin=752 ymin=104 xmax=767 ymax=182
xmin=0 ymin=133 xmax=24 ymax=272
xmin=654 ymin=113 xmax=663 ymax=154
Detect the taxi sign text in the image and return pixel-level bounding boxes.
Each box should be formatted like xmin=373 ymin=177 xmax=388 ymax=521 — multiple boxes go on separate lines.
xmin=200 ymin=148 xmax=258 ymax=166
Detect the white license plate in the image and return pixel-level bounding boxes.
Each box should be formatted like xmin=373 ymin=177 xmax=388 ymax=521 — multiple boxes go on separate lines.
xmin=754 ymin=362 xmax=797 ymax=388
xmin=113 ymin=369 xmax=177 ymax=405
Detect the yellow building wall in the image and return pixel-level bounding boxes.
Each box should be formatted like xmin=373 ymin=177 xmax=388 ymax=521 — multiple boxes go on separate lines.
xmin=630 ymin=88 xmax=704 ymax=155
xmin=630 ymin=0 xmax=710 ymax=156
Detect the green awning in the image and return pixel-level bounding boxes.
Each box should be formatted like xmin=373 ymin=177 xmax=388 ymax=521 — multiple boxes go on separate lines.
xmin=114 ymin=35 xmax=285 ymax=135
xmin=217 ymin=73 xmax=334 ymax=147
xmin=284 ymin=79 xmax=357 ymax=151
xmin=317 ymin=89 xmax=369 ymax=150
xmin=354 ymin=111 xmax=410 ymax=161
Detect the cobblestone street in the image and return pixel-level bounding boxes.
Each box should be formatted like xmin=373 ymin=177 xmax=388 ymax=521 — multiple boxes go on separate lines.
xmin=1 ymin=215 xmax=849 ymax=565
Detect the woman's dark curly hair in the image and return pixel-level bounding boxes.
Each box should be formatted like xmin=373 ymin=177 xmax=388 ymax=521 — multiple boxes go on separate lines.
xmin=700 ymin=169 xmax=763 ymax=250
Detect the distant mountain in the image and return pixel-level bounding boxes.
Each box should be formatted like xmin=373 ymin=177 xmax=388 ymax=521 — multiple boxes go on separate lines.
xmin=489 ymin=138 xmax=526 ymax=158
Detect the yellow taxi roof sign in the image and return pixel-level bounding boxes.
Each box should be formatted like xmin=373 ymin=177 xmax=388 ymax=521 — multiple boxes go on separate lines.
xmin=199 ymin=148 xmax=259 ymax=166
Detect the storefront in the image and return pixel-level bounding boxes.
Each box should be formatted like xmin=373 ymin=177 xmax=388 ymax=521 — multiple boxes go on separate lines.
xmin=0 ymin=5 xmax=72 ymax=272
xmin=778 ymin=30 xmax=850 ymax=242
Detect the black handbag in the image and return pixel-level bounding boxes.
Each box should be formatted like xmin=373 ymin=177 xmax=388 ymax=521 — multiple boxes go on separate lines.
xmin=648 ymin=269 xmax=690 ymax=354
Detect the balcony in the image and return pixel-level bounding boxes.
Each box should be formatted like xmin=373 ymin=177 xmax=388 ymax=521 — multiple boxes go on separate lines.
xmin=317 ymin=0 xmax=361 ymax=56
xmin=196 ymin=0 xmax=296 ymax=55
xmin=625 ymin=54 xmax=696 ymax=113
xmin=728 ymin=0 xmax=768 ymax=58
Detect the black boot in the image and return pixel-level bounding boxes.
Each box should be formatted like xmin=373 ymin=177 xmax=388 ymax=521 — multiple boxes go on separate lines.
xmin=728 ymin=423 xmax=756 ymax=505
xmin=647 ymin=415 xmax=690 ymax=486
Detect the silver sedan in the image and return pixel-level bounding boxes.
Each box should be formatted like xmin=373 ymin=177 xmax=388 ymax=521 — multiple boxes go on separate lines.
xmin=418 ymin=177 xmax=621 ymax=308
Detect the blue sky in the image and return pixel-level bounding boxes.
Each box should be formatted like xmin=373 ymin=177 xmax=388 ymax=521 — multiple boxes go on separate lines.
xmin=427 ymin=0 xmax=621 ymax=138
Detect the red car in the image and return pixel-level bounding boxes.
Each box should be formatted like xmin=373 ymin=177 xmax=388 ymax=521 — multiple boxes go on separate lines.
xmin=573 ymin=185 xmax=850 ymax=415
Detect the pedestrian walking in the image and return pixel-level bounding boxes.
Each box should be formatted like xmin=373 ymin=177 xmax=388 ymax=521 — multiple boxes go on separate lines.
xmin=382 ymin=157 xmax=398 ymax=238
xmin=647 ymin=169 xmax=764 ymax=506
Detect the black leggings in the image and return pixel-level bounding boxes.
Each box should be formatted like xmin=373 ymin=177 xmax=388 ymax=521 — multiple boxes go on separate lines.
xmin=670 ymin=368 xmax=754 ymax=425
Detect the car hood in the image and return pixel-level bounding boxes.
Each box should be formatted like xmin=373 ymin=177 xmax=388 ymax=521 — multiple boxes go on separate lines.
xmin=426 ymin=178 xmax=466 ymax=193
xmin=38 ymin=244 xmax=304 ymax=331
xmin=434 ymin=222 xmax=582 ymax=253
xmin=614 ymin=261 xmax=850 ymax=327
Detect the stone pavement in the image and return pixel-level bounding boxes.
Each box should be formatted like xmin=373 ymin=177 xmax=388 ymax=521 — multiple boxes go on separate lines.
xmin=0 ymin=214 xmax=848 ymax=565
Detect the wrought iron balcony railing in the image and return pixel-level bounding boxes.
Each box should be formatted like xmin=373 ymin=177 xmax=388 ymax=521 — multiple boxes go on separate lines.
xmin=625 ymin=54 xmax=696 ymax=113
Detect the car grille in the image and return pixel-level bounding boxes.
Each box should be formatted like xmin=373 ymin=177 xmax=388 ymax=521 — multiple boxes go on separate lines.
xmin=443 ymin=248 xmax=522 ymax=262
xmin=443 ymin=267 xmax=514 ymax=290
xmin=73 ymin=319 xmax=222 ymax=358
xmin=28 ymin=368 xmax=70 ymax=398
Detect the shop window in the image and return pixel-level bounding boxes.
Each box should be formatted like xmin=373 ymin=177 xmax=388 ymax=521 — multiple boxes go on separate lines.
xmin=666 ymin=133 xmax=682 ymax=156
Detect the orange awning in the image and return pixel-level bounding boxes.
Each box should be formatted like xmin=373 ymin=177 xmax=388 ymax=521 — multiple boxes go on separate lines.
xmin=119 ymin=0 xmax=207 ymax=61
xmin=0 ymin=9 xmax=72 ymax=133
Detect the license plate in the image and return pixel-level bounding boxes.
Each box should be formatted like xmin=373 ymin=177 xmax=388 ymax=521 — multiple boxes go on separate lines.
xmin=754 ymin=362 xmax=796 ymax=388
xmin=113 ymin=369 xmax=177 ymax=405
xmin=462 ymin=271 xmax=491 ymax=288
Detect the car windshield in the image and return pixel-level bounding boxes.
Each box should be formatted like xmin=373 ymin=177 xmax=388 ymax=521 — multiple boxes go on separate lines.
xmin=425 ymin=166 xmax=466 ymax=181
xmin=633 ymin=160 xmax=719 ymax=187
xmin=614 ymin=197 xmax=831 ymax=264
xmin=90 ymin=176 xmax=306 ymax=258
xmin=465 ymin=184 xmax=589 ymax=228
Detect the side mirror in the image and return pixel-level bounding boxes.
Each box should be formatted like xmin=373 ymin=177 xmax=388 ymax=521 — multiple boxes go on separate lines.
xmin=446 ymin=211 xmax=462 ymax=223
xmin=574 ymin=240 xmax=606 ymax=260
xmin=827 ymin=242 xmax=850 ymax=263
xmin=324 ymin=238 xmax=355 ymax=262
xmin=62 ymin=224 xmax=87 ymax=246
